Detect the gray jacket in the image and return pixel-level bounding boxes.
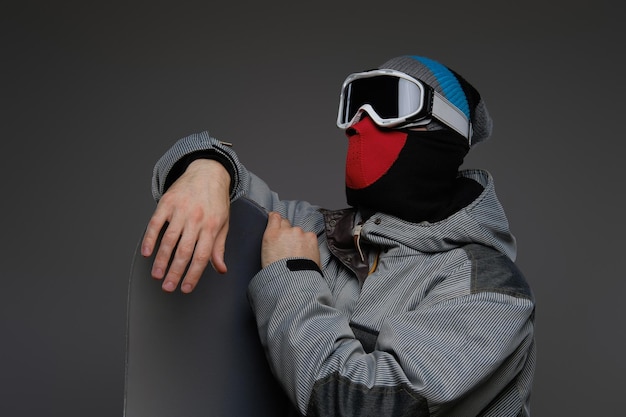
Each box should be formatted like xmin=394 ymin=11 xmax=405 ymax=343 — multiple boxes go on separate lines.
xmin=152 ymin=131 xmax=536 ymax=417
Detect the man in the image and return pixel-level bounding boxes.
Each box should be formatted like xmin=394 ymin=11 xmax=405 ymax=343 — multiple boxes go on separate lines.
xmin=141 ymin=55 xmax=536 ymax=416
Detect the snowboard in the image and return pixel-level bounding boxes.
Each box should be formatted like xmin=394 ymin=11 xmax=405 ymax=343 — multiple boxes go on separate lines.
xmin=124 ymin=197 xmax=290 ymax=416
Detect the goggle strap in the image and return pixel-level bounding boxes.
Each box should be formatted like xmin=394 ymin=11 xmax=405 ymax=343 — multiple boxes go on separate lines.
xmin=431 ymin=92 xmax=472 ymax=142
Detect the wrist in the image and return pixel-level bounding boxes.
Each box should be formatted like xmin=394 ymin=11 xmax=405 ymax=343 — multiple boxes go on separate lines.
xmin=187 ymin=159 xmax=231 ymax=193
xmin=164 ymin=150 xmax=235 ymax=193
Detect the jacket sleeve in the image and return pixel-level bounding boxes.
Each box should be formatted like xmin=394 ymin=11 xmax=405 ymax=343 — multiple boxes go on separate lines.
xmin=151 ymin=130 xmax=323 ymax=229
xmin=247 ymin=259 xmax=535 ymax=416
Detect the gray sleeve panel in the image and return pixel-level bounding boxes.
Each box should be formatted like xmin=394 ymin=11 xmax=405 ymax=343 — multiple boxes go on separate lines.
xmin=306 ymin=372 xmax=430 ymax=417
xmin=464 ymin=244 xmax=533 ymax=301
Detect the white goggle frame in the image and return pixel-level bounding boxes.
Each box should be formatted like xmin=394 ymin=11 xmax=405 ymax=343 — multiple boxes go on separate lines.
xmin=337 ymin=69 xmax=472 ymax=141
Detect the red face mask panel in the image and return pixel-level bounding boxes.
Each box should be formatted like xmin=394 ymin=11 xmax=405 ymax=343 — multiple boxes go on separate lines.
xmin=345 ymin=116 xmax=408 ymax=190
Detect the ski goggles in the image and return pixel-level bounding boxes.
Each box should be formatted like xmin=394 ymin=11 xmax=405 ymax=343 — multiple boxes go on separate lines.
xmin=336 ymin=69 xmax=471 ymax=140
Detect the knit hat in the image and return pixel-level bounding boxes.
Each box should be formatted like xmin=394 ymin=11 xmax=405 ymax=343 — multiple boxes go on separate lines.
xmin=380 ymin=55 xmax=493 ymax=145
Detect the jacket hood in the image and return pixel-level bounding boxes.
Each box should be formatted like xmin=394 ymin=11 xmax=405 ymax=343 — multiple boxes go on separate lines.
xmin=360 ymin=169 xmax=517 ymax=261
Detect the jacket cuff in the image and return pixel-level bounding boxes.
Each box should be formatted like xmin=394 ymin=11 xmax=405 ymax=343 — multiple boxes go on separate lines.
xmin=163 ymin=150 xmax=236 ymax=194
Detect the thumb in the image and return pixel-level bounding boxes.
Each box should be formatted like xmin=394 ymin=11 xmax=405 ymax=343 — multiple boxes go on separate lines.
xmin=266 ymin=211 xmax=284 ymax=229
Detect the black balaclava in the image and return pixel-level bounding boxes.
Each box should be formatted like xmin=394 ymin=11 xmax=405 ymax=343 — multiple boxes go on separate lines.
xmin=343 ymin=55 xmax=493 ymax=223
xmin=345 ymin=116 xmax=471 ymax=222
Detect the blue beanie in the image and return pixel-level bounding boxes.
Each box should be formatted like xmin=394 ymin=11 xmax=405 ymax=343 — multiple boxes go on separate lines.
xmin=380 ymin=55 xmax=493 ymax=145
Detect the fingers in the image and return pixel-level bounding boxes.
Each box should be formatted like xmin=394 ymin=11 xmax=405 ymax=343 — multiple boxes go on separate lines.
xmin=266 ymin=211 xmax=287 ymax=230
xmin=160 ymin=226 xmax=200 ymax=292
xmin=176 ymin=223 xmax=229 ymax=293
xmin=142 ymin=205 xmax=178 ymax=279
xmin=208 ymin=225 xmax=229 ymax=274
xmin=141 ymin=204 xmax=217 ymax=293
xmin=176 ymin=232 xmax=213 ymax=293
xmin=262 ymin=212 xmax=320 ymax=268
xmin=141 ymin=207 xmax=168 ymax=259
xmin=146 ymin=213 xmax=232 ymax=293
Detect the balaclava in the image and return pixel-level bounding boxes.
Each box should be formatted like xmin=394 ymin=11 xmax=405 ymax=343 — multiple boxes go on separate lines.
xmin=344 ymin=55 xmax=493 ymax=223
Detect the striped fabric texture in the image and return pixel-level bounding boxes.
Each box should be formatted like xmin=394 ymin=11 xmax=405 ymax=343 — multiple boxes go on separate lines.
xmin=152 ymin=131 xmax=536 ymax=417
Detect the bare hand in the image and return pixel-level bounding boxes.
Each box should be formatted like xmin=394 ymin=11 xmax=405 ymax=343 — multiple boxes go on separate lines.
xmin=261 ymin=212 xmax=321 ymax=268
xmin=141 ymin=159 xmax=231 ymax=293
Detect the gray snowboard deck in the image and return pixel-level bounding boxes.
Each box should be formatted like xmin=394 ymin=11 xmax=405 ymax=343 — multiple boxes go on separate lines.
xmin=124 ymin=197 xmax=289 ymax=416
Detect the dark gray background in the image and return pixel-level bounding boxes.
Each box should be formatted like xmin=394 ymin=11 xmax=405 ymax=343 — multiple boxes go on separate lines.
xmin=1 ymin=1 xmax=622 ymax=416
